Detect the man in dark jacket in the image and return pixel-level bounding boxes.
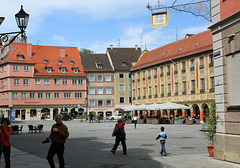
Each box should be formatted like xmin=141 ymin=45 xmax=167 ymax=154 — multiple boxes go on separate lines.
xmin=47 ymin=114 xmax=69 ymax=168
xmin=111 ymin=119 xmax=127 ymax=155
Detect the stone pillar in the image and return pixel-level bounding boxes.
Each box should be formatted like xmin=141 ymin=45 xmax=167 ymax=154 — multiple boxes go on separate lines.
xmin=174 ymin=110 xmax=178 ymax=117
xmin=160 ymin=110 xmax=164 ymax=118
xmin=182 ymin=109 xmax=186 ymax=118
xmin=200 ymin=108 xmax=204 ymax=123
xmin=190 ymin=108 xmax=194 ymax=118
xmin=167 ymin=109 xmax=170 ymax=119
xmin=154 ymin=110 xmax=157 ymax=117
xmin=148 ymin=111 xmax=151 ymax=117
xmin=143 ymin=111 xmax=146 ymax=118
xmin=138 ymin=111 xmax=140 ymax=118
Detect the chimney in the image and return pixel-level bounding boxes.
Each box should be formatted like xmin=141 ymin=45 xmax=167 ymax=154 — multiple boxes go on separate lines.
xmin=135 ymin=45 xmax=138 ymax=50
xmin=60 ymin=48 xmax=65 ymax=58
xmin=27 ymin=44 xmax=32 ymax=57
xmin=110 ymin=45 xmax=113 ymax=50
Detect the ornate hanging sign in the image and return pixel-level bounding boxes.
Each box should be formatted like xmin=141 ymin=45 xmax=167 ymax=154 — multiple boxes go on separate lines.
xmin=150 ymin=12 xmax=170 ymax=30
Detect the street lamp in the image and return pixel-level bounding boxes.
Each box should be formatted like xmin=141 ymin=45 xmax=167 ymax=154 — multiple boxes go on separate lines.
xmin=0 ymin=5 xmax=29 ymax=48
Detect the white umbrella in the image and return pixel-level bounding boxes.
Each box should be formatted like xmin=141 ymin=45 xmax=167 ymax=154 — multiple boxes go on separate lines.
xmin=145 ymin=103 xmax=163 ymax=110
xmin=160 ymin=102 xmax=190 ymax=110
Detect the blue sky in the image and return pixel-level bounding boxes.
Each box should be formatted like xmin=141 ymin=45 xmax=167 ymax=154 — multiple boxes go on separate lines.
xmin=0 ymin=0 xmax=211 ymax=53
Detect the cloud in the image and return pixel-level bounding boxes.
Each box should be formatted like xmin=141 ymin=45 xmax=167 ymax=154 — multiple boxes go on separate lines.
xmin=53 ymin=35 xmax=68 ymax=45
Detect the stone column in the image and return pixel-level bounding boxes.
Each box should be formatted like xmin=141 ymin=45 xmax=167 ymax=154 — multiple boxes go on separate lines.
xmin=138 ymin=111 xmax=140 ymax=118
xmin=174 ymin=110 xmax=178 ymax=117
xmin=200 ymin=108 xmax=204 ymax=123
xmin=190 ymin=108 xmax=194 ymax=118
xmin=160 ymin=110 xmax=164 ymax=118
xmin=154 ymin=110 xmax=157 ymax=116
xmin=148 ymin=111 xmax=151 ymax=117
xmin=182 ymin=109 xmax=186 ymax=118
xmin=167 ymin=109 xmax=170 ymax=119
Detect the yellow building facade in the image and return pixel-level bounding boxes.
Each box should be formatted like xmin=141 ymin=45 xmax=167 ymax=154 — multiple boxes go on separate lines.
xmin=131 ymin=30 xmax=215 ymax=123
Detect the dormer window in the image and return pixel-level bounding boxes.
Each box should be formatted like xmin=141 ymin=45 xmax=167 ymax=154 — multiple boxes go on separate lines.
xmin=61 ymin=67 xmax=66 ymax=73
xmin=58 ymin=61 xmax=62 ymax=64
xmin=44 ymin=60 xmax=48 ymax=63
xmin=95 ymin=62 xmax=103 ymax=69
xmin=162 ymin=52 xmax=166 ymax=56
xmin=73 ymin=68 xmax=78 ymax=73
xmin=70 ymin=61 xmax=74 ymax=64
xmin=46 ymin=67 xmax=52 ymax=73
xmin=18 ymin=55 xmax=24 ymax=60
xmin=179 ymin=47 xmax=183 ymax=52
xmin=196 ymin=42 xmax=200 ymax=47
xmin=121 ymin=62 xmax=127 ymax=67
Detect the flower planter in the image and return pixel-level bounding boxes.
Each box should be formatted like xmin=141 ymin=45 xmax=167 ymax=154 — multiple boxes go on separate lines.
xmin=207 ymin=145 xmax=214 ymax=157
xmin=80 ymin=119 xmax=83 ymax=123
xmin=146 ymin=118 xmax=152 ymax=124
xmin=137 ymin=119 xmax=144 ymax=124
xmin=152 ymin=118 xmax=159 ymax=124
xmin=127 ymin=119 xmax=132 ymax=124
xmin=174 ymin=119 xmax=183 ymax=124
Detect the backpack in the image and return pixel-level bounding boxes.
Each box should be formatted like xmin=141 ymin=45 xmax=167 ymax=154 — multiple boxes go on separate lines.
xmin=115 ymin=123 xmax=125 ymax=135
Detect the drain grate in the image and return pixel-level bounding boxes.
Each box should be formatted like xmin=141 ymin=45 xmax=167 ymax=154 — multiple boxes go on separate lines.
xmin=180 ymin=147 xmax=195 ymax=149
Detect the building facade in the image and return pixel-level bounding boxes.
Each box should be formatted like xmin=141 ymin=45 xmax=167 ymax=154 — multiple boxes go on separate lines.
xmin=80 ymin=53 xmax=115 ymax=119
xmin=210 ymin=0 xmax=240 ymax=163
xmin=106 ymin=46 xmax=141 ymax=111
xmin=131 ymin=30 xmax=214 ymax=122
xmin=0 ymin=43 xmax=87 ymax=120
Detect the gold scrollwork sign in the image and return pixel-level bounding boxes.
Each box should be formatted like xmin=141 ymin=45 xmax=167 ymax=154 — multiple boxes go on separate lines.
xmin=150 ymin=12 xmax=169 ymax=30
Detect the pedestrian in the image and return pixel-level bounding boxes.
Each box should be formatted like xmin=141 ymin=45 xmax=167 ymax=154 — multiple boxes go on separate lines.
xmin=89 ymin=113 xmax=93 ymax=123
xmin=46 ymin=114 xmax=69 ymax=168
xmin=132 ymin=115 xmax=138 ymax=129
xmin=0 ymin=118 xmax=12 ymax=168
xmin=97 ymin=114 xmax=100 ymax=123
xmin=111 ymin=119 xmax=127 ymax=155
xmin=156 ymin=127 xmax=167 ymax=156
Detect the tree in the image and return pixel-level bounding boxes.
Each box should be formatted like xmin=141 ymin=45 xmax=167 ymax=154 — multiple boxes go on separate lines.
xmin=79 ymin=48 xmax=94 ymax=54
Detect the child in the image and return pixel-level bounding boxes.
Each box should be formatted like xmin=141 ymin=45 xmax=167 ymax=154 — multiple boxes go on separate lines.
xmin=156 ymin=127 xmax=167 ymax=156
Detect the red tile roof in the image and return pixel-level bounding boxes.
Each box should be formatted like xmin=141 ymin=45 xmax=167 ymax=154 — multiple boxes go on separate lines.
xmin=3 ymin=43 xmax=86 ymax=76
xmin=131 ymin=30 xmax=213 ymax=71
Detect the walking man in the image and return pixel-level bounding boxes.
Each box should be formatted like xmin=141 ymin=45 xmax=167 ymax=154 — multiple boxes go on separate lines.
xmin=111 ymin=119 xmax=127 ymax=155
xmin=132 ymin=115 xmax=138 ymax=129
xmin=47 ymin=114 xmax=69 ymax=168
xmin=156 ymin=127 xmax=167 ymax=156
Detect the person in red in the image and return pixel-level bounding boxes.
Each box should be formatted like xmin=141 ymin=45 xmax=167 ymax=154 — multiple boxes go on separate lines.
xmin=111 ymin=119 xmax=127 ymax=155
xmin=0 ymin=118 xmax=12 ymax=168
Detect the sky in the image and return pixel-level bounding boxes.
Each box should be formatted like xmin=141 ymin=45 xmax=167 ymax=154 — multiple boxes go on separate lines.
xmin=0 ymin=0 xmax=211 ymax=53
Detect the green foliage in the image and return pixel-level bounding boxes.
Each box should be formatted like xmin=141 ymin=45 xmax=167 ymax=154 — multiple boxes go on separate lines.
xmin=202 ymin=102 xmax=217 ymax=145
xmin=81 ymin=112 xmax=88 ymax=119
xmin=79 ymin=48 xmax=94 ymax=54
xmin=175 ymin=117 xmax=179 ymax=120
xmin=90 ymin=111 xmax=97 ymax=119
xmin=178 ymin=116 xmax=183 ymax=119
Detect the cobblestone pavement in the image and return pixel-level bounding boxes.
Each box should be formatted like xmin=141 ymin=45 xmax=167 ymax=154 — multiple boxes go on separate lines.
xmin=5 ymin=120 xmax=240 ymax=168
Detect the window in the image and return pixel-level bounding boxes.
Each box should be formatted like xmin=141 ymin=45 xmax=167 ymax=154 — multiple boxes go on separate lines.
xmin=128 ymin=72 xmax=131 ymax=78
xmin=174 ymin=63 xmax=178 ymax=72
xmin=97 ymin=88 xmax=103 ymax=94
xmin=106 ymin=88 xmax=112 ymax=94
xmin=35 ymin=79 xmax=41 ymax=85
xmin=138 ymin=88 xmax=141 ymax=98
xmin=161 ymin=85 xmax=164 ymax=94
xmin=175 ymin=83 xmax=179 ymax=93
xmin=132 ymin=74 xmax=135 ymax=81
xmin=46 ymin=67 xmax=52 ymax=73
xmin=61 ymin=67 xmax=66 ymax=73
xmin=24 ymin=65 xmax=29 ymax=72
xmin=75 ymin=92 xmax=82 ymax=99
xmin=105 ymin=75 xmax=111 ymax=81
xmin=89 ymin=88 xmax=95 ymax=94
xmin=120 ymin=97 xmax=124 ymax=103
xmin=209 ymin=54 xmax=214 ymax=64
xmin=160 ymin=67 xmax=164 ymax=76
xmin=182 ymin=61 xmax=186 ymax=69
xmin=143 ymin=87 xmax=146 ymax=97
xmin=54 ymin=93 xmax=60 ymax=99
xmin=73 ymin=68 xmax=78 ymax=73
xmin=54 ymin=79 xmax=60 ymax=85
xmin=98 ymin=100 xmax=103 ymax=106
xmin=119 ymin=73 xmax=124 ymax=78
xmin=14 ymin=79 xmax=20 ymax=85
xmin=155 ymin=85 xmax=158 ymax=95
xmin=45 ymin=93 xmax=51 ymax=99
xmin=201 ymin=78 xmax=205 ymax=90
xmin=167 ymin=65 xmax=171 ymax=73
xmin=119 ymin=84 xmax=125 ymax=91
xmin=4 ymin=66 xmax=6 ymax=72
xmin=129 ymin=84 xmax=131 ymax=92
xmin=129 ymin=97 xmax=132 ymax=103
xmin=148 ymin=70 xmax=151 ymax=77
xmin=200 ymin=56 xmax=204 ymax=66
xmin=29 ymin=93 xmax=35 ymax=99
xmin=183 ymin=81 xmax=187 ymax=91
xmin=2 ymin=93 xmax=4 ymax=100
xmin=149 ymin=86 xmax=152 ymax=95
xmin=5 ymin=79 xmax=7 ymax=86
xmin=21 ymin=93 xmax=27 ymax=100
xmin=137 ymin=72 xmax=140 ymax=81
xmin=210 ymin=77 xmax=215 ymax=88
xmin=154 ymin=68 xmax=157 ymax=75
xmin=6 ymin=93 xmax=9 ymax=100
xmin=96 ymin=63 xmax=103 ymax=69
xmin=191 ymin=59 xmax=195 ymax=67
xmin=143 ymin=71 xmax=145 ymax=78
xmin=64 ymin=92 xmax=72 ymax=99
xmin=121 ymin=62 xmax=127 ymax=67
xmin=191 ymin=80 xmax=196 ymax=90
xmin=13 ymin=65 xmax=19 ymax=71
xmin=106 ymin=100 xmax=112 ymax=106
xmin=38 ymin=93 xmax=43 ymax=99
xmin=44 ymin=79 xmax=50 ymax=85
xmin=133 ymin=89 xmax=136 ymax=98
xmin=97 ymin=75 xmax=103 ymax=81
xmin=89 ymin=100 xmax=95 ymax=107
xmin=62 ymin=79 xmax=68 ymax=85
xmin=89 ymin=75 xmax=95 ymax=81
xmin=168 ymin=83 xmax=171 ymax=94
xmin=72 ymin=79 xmax=83 ymax=85
xmin=23 ymin=79 xmax=29 ymax=86
xmin=12 ymin=93 xmax=18 ymax=99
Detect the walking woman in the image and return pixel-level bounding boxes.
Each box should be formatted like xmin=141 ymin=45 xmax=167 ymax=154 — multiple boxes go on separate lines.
xmin=0 ymin=118 xmax=12 ymax=168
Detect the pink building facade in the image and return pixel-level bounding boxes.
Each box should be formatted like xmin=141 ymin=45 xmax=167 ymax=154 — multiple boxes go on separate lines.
xmin=0 ymin=43 xmax=87 ymax=120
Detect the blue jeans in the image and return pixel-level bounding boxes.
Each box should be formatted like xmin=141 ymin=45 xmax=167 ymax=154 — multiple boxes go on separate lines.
xmin=160 ymin=140 xmax=167 ymax=155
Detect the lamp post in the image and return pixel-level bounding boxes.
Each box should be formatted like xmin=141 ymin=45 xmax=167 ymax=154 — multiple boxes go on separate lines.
xmin=0 ymin=5 xmax=29 ymax=48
